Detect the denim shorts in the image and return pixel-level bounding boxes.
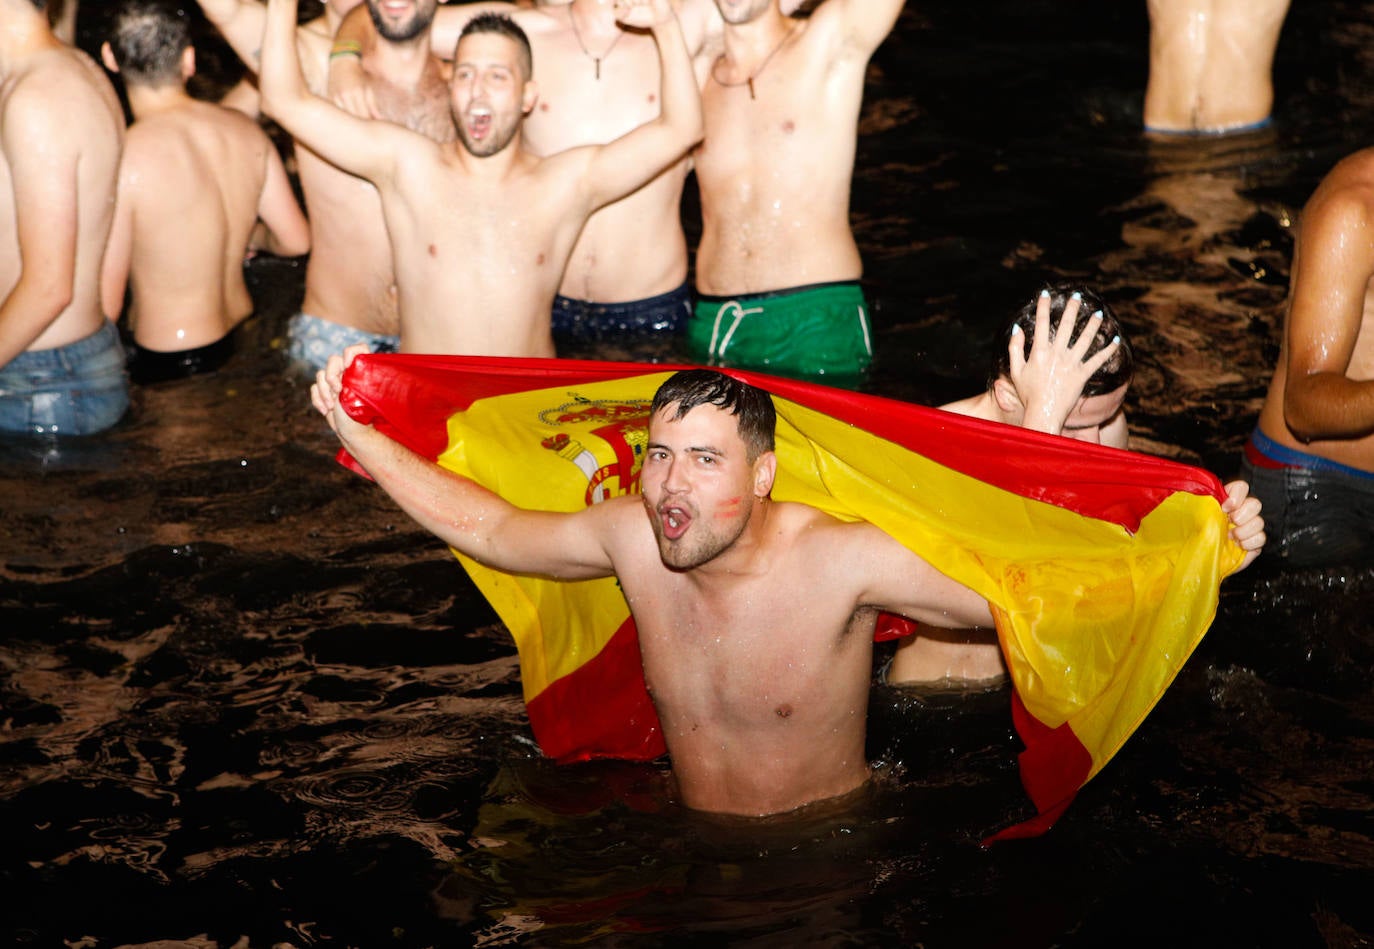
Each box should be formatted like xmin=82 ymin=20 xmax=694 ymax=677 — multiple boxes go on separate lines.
xmin=287 ymin=313 xmax=398 ymax=372
xmin=0 ymin=320 xmax=129 ymax=436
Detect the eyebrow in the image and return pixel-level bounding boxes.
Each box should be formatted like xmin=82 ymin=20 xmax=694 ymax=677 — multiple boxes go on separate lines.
xmin=646 ymin=442 xmax=726 ymax=455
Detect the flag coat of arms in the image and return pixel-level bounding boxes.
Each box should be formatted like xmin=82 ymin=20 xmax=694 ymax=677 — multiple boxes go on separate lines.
xmin=335 ymin=353 xmax=1244 ymax=841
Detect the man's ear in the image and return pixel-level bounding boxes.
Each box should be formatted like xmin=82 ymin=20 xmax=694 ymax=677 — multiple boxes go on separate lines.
xmin=181 ymin=46 xmax=197 ymax=82
xmin=522 ymin=79 xmax=539 ymax=116
xmin=991 ymin=377 xmax=1023 ymax=416
xmin=753 ymin=451 xmax=777 ymax=499
xmin=100 ymin=42 xmax=120 ymax=74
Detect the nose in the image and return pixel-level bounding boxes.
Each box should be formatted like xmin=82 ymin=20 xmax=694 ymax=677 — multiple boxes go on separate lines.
xmin=661 ymin=456 xmax=688 ymax=494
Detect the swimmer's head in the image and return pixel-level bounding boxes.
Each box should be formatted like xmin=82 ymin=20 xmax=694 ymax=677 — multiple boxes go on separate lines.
xmin=102 ymin=0 xmax=191 ymax=88
xmin=457 ymin=13 xmax=534 ymax=81
xmin=367 ymin=0 xmax=439 ymax=44
xmin=993 ymin=284 xmax=1134 ymax=397
xmin=651 ymin=369 xmax=776 ymax=462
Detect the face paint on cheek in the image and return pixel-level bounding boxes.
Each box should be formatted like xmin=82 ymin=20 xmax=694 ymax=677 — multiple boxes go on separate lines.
xmin=714 ymin=496 xmax=744 ymax=520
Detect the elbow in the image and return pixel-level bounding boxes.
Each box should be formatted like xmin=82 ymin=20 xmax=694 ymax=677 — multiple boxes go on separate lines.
xmin=1282 ymin=389 xmax=1324 ymax=444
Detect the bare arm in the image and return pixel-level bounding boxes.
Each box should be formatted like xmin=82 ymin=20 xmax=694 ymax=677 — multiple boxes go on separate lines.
xmin=1282 ymin=181 xmax=1374 ymax=441
xmin=851 ymin=523 xmax=994 ymax=629
xmin=100 ymin=156 xmax=135 ymax=322
xmin=579 ymin=0 xmax=702 ymax=211
xmin=195 ymin=0 xmax=269 ymax=70
xmin=0 ymin=91 xmax=80 ymax=368
xmin=251 ymin=137 xmax=311 ymax=257
xmin=259 ymin=0 xmax=414 ymax=184
xmin=809 ymin=0 xmax=905 ymax=57
xmin=194 ymin=0 xmax=329 ymax=91
xmin=310 ymin=347 xmax=621 ymax=578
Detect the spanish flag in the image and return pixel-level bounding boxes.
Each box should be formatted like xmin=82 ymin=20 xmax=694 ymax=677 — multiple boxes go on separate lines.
xmin=335 ymin=354 xmax=1244 ymax=842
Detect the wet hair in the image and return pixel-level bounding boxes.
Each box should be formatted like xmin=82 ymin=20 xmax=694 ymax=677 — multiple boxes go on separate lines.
xmin=651 ymin=369 xmax=777 ymax=461
xmin=457 ymin=12 xmax=534 ymax=79
xmin=993 ymin=284 xmax=1134 ymax=397
xmin=107 ymin=0 xmax=190 ymax=87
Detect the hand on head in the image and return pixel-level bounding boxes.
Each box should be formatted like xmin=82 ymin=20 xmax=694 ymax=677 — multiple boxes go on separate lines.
xmin=1221 ymin=479 xmax=1266 ymax=572
xmin=1008 ymin=290 xmax=1122 ymax=436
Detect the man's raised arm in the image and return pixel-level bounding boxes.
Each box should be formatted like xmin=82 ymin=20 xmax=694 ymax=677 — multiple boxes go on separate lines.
xmin=194 ymin=0 xmax=329 ymax=91
xmin=581 ymin=0 xmax=703 ymax=212
xmin=810 ymin=0 xmax=904 ymax=58
xmin=310 ymin=347 xmax=621 ymax=580
xmin=258 ymin=0 xmax=411 ymax=184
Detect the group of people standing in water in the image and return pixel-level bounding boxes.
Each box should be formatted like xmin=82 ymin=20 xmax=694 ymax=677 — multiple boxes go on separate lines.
xmin=0 ymin=1 xmax=1366 ymax=732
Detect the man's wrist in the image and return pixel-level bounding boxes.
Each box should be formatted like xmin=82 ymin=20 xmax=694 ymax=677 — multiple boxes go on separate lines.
xmin=330 ymin=39 xmax=363 ymax=60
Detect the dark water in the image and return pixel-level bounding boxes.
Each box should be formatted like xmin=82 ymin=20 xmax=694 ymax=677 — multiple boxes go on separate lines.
xmin=5 ymin=1 xmax=1374 ymax=945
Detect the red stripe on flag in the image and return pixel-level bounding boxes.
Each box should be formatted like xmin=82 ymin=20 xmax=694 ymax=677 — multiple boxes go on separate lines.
xmin=525 ymin=618 xmax=666 ymax=764
xmin=983 ymin=691 xmax=1094 ymax=844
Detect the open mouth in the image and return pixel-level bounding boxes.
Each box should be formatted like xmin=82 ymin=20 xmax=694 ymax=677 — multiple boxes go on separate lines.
xmin=467 ymin=106 xmax=492 ymax=140
xmin=659 ymin=505 xmax=691 ymax=541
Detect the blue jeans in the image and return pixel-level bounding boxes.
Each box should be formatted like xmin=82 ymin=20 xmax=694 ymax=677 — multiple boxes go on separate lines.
xmin=0 ymin=321 xmax=129 ymax=435
xmin=1240 ymin=428 xmax=1374 ymax=567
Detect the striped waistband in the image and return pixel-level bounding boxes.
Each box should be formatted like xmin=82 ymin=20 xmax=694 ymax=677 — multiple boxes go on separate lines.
xmin=1244 ymin=427 xmax=1374 ymax=480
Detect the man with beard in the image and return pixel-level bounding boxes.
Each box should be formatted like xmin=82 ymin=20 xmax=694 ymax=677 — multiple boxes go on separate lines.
xmin=259 ymin=0 xmax=702 ymax=357
xmin=0 ymin=0 xmax=127 ymax=435
xmin=327 ymin=0 xmax=725 ymax=357
xmin=687 ymin=0 xmax=905 ymax=382
xmin=196 ymin=0 xmax=456 ymax=369
xmin=310 ymin=348 xmax=994 ymax=815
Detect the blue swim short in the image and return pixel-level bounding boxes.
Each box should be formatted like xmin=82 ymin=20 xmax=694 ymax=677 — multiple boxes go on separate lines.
xmin=552 ymin=282 xmax=691 ymax=343
xmin=0 ymin=321 xmax=129 ymax=436
xmin=688 ymin=280 xmax=873 ymax=381
xmin=287 ymin=313 xmax=398 ymax=372
xmin=1239 ymin=427 xmax=1374 ymax=567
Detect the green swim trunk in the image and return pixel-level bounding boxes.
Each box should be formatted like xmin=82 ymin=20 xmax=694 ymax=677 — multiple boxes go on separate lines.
xmin=688 ymin=281 xmax=873 ymax=381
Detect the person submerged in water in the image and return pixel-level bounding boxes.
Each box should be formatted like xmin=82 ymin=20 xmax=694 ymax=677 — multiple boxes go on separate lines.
xmin=1144 ymin=0 xmax=1290 ymax=134
xmin=312 ymin=349 xmax=996 ymax=815
xmin=101 ymin=0 xmax=311 ymax=386
xmin=886 ymin=285 xmax=1267 ymax=685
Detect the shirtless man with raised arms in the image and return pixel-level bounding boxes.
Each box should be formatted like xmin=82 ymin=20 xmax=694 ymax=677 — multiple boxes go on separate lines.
xmin=1242 ymin=148 xmax=1374 ymax=565
xmin=312 ymin=351 xmax=993 ymax=815
xmin=0 ymin=0 xmax=127 ymax=435
xmin=687 ymin=0 xmax=902 ymax=381
xmin=101 ymin=0 xmax=311 ymax=385
xmin=196 ymin=0 xmax=455 ymax=369
xmin=331 ymin=0 xmax=724 ymax=353
xmin=261 ymin=0 xmax=702 ymax=356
